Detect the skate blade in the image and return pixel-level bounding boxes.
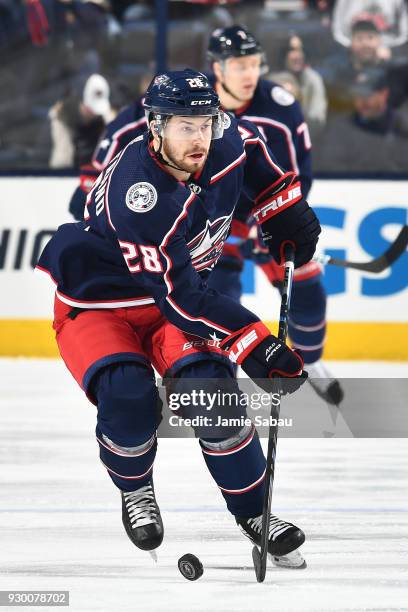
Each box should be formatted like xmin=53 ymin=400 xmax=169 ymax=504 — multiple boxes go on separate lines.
xmin=148 ymin=550 xmax=158 ymax=563
xmin=269 ymin=550 xmax=307 ymax=569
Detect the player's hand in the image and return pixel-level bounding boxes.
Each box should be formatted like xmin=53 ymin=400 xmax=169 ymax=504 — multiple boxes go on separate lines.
xmin=252 ymin=172 xmax=321 ymax=268
xmin=221 ymin=322 xmax=307 ymax=395
xmin=239 ymin=224 xmax=271 ymax=265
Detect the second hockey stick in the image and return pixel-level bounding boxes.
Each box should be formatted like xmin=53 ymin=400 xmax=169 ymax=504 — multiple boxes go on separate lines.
xmin=252 ymin=242 xmax=296 ymax=583
xmin=312 ymin=224 xmax=408 ymax=273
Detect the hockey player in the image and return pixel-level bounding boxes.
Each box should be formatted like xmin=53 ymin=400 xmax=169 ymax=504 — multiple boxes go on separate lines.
xmin=207 ymin=25 xmax=343 ymax=405
xmin=38 ymin=70 xmax=320 ymax=564
xmin=69 ymin=32 xmax=343 ymax=406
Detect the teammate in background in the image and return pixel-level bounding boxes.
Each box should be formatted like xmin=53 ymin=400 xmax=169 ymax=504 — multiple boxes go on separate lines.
xmin=38 ymin=71 xmax=320 ymax=566
xmin=207 ymin=25 xmax=343 ymax=404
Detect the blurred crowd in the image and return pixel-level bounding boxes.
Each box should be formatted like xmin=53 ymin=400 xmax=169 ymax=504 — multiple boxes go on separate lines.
xmin=0 ymin=0 xmax=407 ymax=172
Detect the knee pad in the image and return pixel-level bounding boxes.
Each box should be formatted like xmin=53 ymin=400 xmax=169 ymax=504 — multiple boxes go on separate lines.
xmin=92 ymin=362 xmax=160 ymax=447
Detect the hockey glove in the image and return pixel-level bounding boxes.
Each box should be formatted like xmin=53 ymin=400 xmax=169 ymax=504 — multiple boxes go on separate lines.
xmin=68 ymin=164 xmax=100 ymax=220
xmin=252 ymin=172 xmax=321 ymax=268
xmin=238 ymin=222 xmax=272 ymax=265
xmin=221 ymin=321 xmax=307 ymax=395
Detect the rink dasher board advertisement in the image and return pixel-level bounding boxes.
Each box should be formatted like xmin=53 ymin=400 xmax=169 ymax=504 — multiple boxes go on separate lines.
xmin=0 ymin=177 xmax=407 ymax=358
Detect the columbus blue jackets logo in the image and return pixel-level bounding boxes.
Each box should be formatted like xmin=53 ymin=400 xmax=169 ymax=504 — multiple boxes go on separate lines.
xmin=188 ymin=213 xmax=232 ymax=272
xmin=126 ymin=182 xmax=157 ymax=213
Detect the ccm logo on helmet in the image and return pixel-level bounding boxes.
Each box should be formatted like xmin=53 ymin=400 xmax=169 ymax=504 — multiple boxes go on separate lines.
xmin=253 ymin=184 xmax=302 ymax=222
xmin=191 ymin=100 xmax=211 ymax=105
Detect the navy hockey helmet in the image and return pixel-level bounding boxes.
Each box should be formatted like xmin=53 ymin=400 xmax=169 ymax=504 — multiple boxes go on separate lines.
xmin=144 ymin=69 xmax=226 ymax=139
xmin=207 ymin=25 xmax=263 ymax=63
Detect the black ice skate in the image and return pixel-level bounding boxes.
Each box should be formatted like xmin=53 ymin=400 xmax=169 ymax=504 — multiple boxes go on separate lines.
xmin=121 ymin=482 xmax=163 ymax=552
xmin=236 ymin=513 xmax=305 ymax=557
xmin=307 ymin=360 xmax=344 ymax=405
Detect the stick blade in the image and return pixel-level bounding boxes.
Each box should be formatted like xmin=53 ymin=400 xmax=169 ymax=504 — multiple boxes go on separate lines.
xmin=331 ymin=225 xmax=408 ymax=273
xmin=252 ymin=546 xmax=266 ymax=583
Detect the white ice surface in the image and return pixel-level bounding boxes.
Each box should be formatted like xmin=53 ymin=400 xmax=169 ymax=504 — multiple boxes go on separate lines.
xmin=0 ymin=359 xmax=407 ymax=612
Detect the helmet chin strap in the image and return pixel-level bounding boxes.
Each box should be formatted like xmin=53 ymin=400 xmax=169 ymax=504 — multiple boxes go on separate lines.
xmin=219 ymin=78 xmax=246 ymax=104
xmin=153 ymin=134 xmax=190 ymax=174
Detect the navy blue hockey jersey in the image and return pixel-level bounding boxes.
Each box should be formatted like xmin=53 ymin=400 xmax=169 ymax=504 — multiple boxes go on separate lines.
xmin=37 ymin=118 xmax=289 ymax=342
xmin=232 ymin=78 xmax=312 ymax=198
xmin=92 ymin=100 xmax=147 ymax=171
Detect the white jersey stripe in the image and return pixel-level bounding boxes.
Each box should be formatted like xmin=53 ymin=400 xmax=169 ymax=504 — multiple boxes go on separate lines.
xmin=242 ymin=114 xmax=299 ymax=174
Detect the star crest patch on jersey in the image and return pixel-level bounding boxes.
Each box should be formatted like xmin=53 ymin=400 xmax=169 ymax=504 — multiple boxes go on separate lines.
xmin=271 ymin=86 xmax=295 ymax=106
xmin=126 ymin=182 xmax=157 ymax=213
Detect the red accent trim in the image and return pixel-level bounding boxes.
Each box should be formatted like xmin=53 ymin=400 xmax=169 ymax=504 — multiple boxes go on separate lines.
xmin=221 ymin=321 xmax=270 ymax=364
xmin=233 ymin=100 xmax=251 ymax=116
xmin=96 ymin=434 xmax=156 ymax=457
xmin=94 ymin=117 xmax=147 ymax=168
xmin=79 ymin=173 xmax=98 ymax=194
xmin=58 ymin=290 xmax=153 ymax=305
xmin=210 ymin=151 xmax=246 ymax=184
xmin=35 ymin=265 xmax=57 ymax=285
xmin=101 ymin=460 xmax=154 ymax=480
xmin=252 ymin=181 xmax=302 ymax=223
xmin=222 ymin=243 xmax=242 ymax=259
xmin=254 ymin=171 xmax=297 ymax=205
xmin=242 ymin=114 xmax=299 ymax=174
xmin=279 ymin=240 xmax=296 ymax=265
xmin=219 ymin=469 xmax=266 ymax=495
xmin=268 ymin=350 xmax=304 ymax=378
xmin=231 ymin=219 xmax=250 ymax=239
xmin=201 ymin=425 xmax=255 ymax=456
xmin=244 ymin=137 xmax=284 ymax=175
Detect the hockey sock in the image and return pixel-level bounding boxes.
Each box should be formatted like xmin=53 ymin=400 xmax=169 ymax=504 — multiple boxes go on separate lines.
xmin=92 ymin=362 xmax=160 ymax=491
xmin=288 ymin=276 xmax=327 ymax=364
xmin=200 ymin=424 xmax=266 ymax=517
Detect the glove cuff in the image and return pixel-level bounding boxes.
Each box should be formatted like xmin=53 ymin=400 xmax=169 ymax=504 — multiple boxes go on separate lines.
xmin=220 ymin=321 xmax=271 ymax=365
xmin=252 ymin=172 xmax=302 ymax=224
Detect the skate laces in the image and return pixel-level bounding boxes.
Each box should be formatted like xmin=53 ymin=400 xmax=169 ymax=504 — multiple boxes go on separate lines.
xmin=249 ymin=514 xmax=292 ymax=540
xmin=123 ymin=484 xmax=159 ymax=529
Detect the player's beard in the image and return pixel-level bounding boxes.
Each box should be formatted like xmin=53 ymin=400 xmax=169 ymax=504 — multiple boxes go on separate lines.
xmin=162 ymin=139 xmax=209 ymax=174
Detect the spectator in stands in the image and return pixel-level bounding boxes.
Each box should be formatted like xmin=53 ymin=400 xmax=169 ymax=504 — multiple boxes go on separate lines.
xmin=49 ymin=73 xmax=116 ymax=168
xmin=275 ymin=34 xmax=327 ymax=134
xmin=306 ymin=0 xmax=335 ymax=26
xmin=332 ymin=0 xmax=408 ymax=49
xmin=351 ymin=67 xmax=408 ymax=136
xmin=319 ymin=17 xmax=393 ymax=111
xmin=313 ymin=66 xmax=408 ymax=172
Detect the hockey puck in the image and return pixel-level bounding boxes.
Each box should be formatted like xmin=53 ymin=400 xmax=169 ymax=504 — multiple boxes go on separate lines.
xmin=178 ymin=554 xmax=204 ymax=581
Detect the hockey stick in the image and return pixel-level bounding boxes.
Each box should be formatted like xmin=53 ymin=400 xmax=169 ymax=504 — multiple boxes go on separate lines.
xmin=238 ymin=225 xmax=407 ymax=274
xmin=312 ymin=225 xmax=408 ymax=273
xmin=252 ymin=243 xmax=295 ymax=583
